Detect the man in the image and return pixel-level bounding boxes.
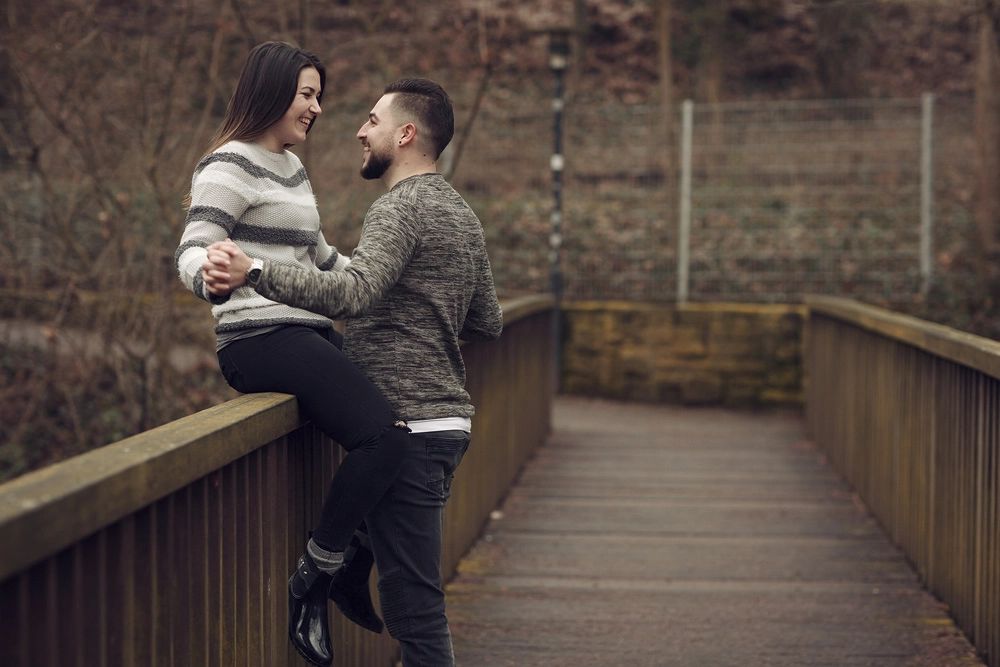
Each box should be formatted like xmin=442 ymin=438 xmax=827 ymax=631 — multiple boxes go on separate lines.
xmin=205 ymin=78 xmax=503 ymax=667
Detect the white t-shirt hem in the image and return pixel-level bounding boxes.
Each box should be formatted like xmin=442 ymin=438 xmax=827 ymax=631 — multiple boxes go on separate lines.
xmin=406 ymin=417 xmax=472 ymax=434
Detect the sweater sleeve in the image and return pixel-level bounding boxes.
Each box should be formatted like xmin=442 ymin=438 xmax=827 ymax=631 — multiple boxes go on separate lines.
xmin=175 ymin=160 xmax=253 ymax=304
xmin=314 ymin=228 xmax=352 ymax=272
xmin=460 ymin=238 xmax=503 ymax=342
xmin=255 ymin=196 xmax=417 ymax=319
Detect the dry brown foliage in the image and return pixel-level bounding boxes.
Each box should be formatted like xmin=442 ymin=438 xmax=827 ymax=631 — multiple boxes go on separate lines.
xmin=0 ymin=0 xmax=984 ymax=482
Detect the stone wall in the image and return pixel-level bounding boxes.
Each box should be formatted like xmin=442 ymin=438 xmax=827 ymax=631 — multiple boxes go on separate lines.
xmin=560 ymin=301 xmax=806 ymax=408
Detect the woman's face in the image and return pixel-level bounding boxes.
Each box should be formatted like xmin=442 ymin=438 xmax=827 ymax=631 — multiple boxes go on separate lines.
xmin=258 ymin=66 xmax=322 ymax=153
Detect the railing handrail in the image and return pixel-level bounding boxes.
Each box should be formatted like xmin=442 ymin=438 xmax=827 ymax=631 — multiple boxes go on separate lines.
xmin=495 ymin=293 xmax=554 ymax=322
xmin=0 ymin=294 xmax=555 ymax=583
xmin=0 ymin=393 xmax=303 ymax=581
xmin=806 ymin=295 xmax=1000 ymax=380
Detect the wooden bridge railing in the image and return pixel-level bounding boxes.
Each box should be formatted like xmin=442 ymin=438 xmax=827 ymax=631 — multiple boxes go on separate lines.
xmin=806 ymin=296 xmax=999 ymax=667
xmin=0 ymin=294 xmax=554 ymax=667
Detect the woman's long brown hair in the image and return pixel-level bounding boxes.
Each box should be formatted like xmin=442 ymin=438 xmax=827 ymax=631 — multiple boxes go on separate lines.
xmin=183 ymin=41 xmax=325 ymax=208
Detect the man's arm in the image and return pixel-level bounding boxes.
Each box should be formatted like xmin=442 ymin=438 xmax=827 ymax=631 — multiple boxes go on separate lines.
xmin=459 ymin=241 xmax=503 ymax=342
xmin=217 ymin=198 xmax=418 ymax=319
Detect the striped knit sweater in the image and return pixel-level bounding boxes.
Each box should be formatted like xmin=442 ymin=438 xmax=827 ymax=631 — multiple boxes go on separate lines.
xmin=253 ymin=173 xmax=503 ymax=421
xmin=175 ymin=141 xmax=349 ymax=339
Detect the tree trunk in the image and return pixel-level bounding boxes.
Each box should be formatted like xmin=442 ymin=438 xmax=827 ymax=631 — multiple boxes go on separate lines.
xmin=696 ymin=2 xmax=725 ymax=147
xmin=657 ymin=0 xmax=676 ymax=222
xmin=814 ymin=0 xmax=872 ymax=99
xmin=574 ymin=0 xmax=587 ymax=71
xmin=975 ymin=12 xmax=1000 ymax=274
xmin=696 ymin=4 xmax=724 ymax=106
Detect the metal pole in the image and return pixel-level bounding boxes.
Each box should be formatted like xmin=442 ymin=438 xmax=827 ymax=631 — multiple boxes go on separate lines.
xmin=920 ymin=92 xmax=934 ymax=296
xmin=551 ymin=69 xmax=565 ymax=310
xmin=677 ymin=99 xmax=693 ymax=303
xmin=549 ymin=32 xmax=569 ymax=393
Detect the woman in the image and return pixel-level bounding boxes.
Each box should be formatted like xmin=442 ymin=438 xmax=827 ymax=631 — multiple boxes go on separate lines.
xmin=175 ymin=41 xmax=402 ymax=667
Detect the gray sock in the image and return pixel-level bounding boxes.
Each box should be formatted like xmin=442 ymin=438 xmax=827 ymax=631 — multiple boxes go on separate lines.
xmin=307 ymin=538 xmax=345 ymax=574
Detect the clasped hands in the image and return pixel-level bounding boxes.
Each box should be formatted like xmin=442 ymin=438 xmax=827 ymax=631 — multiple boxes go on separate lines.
xmin=202 ymin=239 xmax=253 ymax=296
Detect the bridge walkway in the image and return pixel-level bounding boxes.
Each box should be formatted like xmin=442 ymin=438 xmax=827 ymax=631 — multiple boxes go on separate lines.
xmin=446 ymin=396 xmax=982 ymax=667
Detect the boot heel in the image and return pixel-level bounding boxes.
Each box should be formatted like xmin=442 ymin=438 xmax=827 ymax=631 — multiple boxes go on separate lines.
xmin=330 ymin=568 xmax=385 ymax=634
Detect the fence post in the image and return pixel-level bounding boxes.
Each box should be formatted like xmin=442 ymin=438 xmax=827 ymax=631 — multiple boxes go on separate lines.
xmin=920 ymin=92 xmax=934 ymax=296
xmin=677 ymin=99 xmax=693 ymax=303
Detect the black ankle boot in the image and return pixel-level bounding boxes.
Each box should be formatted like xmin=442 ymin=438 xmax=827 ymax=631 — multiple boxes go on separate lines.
xmin=288 ymin=553 xmax=334 ymax=666
xmin=329 ymin=559 xmax=384 ymax=634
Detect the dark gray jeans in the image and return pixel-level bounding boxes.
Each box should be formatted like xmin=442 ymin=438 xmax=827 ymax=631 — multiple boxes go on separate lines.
xmin=367 ymin=429 xmax=471 ymax=667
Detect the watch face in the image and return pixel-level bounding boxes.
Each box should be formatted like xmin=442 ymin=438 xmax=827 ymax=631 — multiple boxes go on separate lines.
xmin=247 ymin=258 xmax=263 ymax=285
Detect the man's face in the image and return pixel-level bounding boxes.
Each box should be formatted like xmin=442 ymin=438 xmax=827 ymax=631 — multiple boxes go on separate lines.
xmin=357 ymin=94 xmax=396 ymax=180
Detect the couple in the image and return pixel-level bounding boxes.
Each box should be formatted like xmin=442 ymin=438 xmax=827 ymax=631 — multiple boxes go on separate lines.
xmin=175 ymin=42 xmax=502 ymax=667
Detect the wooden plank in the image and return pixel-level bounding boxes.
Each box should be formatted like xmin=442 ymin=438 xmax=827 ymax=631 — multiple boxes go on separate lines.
xmin=449 ymin=396 xmax=984 ymax=666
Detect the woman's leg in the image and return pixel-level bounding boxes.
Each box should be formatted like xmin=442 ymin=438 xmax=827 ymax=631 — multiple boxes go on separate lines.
xmin=218 ymin=325 xmax=407 ymax=665
xmin=218 ymin=325 xmax=407 ymax=551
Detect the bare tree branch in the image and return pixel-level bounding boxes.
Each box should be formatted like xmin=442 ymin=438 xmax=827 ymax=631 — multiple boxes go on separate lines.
xmin=444 ymin=4 xmax=502 ymax=181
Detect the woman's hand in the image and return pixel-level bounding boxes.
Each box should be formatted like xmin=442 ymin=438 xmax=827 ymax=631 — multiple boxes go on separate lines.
xmin=202 ymin=239 xmax=253 ymax=295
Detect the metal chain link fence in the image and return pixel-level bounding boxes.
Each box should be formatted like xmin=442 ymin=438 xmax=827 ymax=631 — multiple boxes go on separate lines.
xmin=444 ymin=95 xmax=974 ymax=306
xmin=1 ymin=95 xmax=975 ymax=308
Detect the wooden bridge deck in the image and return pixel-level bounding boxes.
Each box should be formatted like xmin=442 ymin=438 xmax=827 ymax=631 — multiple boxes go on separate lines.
xmin=445 ymin=396 xmax=983 ymax=666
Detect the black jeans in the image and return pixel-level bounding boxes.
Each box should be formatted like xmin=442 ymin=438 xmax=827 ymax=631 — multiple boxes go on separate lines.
xmin=217 ymin=325 xmax=407 ymax=552
xmin=367 ymin=429 xmax=471 ymax=667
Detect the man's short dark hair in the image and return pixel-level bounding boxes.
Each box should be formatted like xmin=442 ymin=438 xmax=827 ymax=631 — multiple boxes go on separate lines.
xmin=384 ymin=78 xmax=455 ymax=159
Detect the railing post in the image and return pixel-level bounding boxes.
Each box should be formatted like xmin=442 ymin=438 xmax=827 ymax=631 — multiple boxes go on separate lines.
xmin=677 ymin=99 xmax=693 ymax=304
xmin=806 ymin=295 xmax=1000 ymax=666
xmin=0 ymin=296 xmax=555 ymax=667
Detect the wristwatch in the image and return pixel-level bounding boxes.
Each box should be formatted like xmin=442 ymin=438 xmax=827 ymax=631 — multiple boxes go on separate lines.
xmin=246 ymin=258 xmax=264 ymax=288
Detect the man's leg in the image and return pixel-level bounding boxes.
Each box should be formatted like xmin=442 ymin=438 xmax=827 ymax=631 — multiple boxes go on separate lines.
xmin=367 ymin=430 xmax=471 ymax=667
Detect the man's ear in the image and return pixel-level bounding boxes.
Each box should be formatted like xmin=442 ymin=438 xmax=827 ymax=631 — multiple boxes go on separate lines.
xmin=398 ymin=122 xmax=417 ymax=146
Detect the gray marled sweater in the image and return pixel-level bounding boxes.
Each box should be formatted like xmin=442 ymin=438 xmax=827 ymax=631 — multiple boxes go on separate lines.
xmin=255 ymin=173 xmax=503 ymax=421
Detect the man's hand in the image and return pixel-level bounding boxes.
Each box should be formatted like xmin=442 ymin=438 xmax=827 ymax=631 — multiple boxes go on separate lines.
xmin=201 ymin=239 xmax=253 ymax=295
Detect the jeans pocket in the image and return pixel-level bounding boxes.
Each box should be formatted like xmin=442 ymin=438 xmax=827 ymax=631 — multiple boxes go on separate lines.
xmin=424 ymin=431 xmax=471 ymax=501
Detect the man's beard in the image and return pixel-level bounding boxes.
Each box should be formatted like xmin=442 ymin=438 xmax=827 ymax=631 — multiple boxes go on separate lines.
xmin=360 ymin=146 xmax=392 ymax=180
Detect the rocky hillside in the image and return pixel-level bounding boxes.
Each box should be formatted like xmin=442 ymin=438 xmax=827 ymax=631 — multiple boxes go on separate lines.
xmin=404 ymin=0 xmax=979 ymax=105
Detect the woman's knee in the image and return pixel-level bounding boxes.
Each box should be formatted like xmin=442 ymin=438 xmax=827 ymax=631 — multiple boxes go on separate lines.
xmin=347 ymin=419 xmax=408 ymax=463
